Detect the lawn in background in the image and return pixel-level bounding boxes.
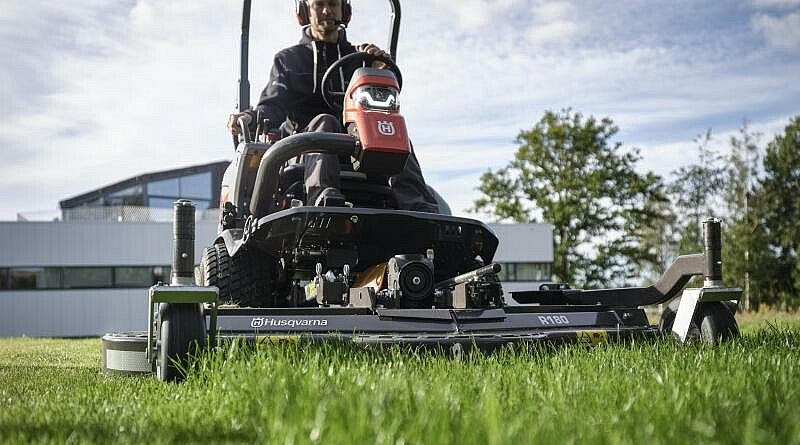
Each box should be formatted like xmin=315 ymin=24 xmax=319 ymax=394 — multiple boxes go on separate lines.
xmin=1 ymin=316 xmax=799 ymax=444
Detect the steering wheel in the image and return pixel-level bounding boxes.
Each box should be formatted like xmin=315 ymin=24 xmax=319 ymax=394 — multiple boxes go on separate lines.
xmin=320 ymin=51 xmax=403 ymax=113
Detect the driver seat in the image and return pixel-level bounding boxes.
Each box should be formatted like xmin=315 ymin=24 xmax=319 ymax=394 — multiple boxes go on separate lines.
xmin=277 ymin=160 xmax=396 ymax=209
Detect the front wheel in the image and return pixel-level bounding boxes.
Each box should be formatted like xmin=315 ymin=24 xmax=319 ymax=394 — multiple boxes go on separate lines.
xmin=198 ymin=243 xmax=273 ymax=306
xmin=659 ymin=298 xmax=740 ymax=343
xmin=156 ymin=303 xmax=206 ymax=382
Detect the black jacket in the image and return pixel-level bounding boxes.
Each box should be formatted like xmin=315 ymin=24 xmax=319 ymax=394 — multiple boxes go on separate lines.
xmin=251 ymin=28 xmax=357 ymax=134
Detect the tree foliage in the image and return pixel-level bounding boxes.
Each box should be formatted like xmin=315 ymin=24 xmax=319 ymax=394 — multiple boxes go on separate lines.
xmin=720 ymin=123 xmax=762 ymax=309
xmin=668 ymin=130 xmax=726 ymax=254
xmin=473 ymin=108 xmax=800 ymax=307
xmin=749 ymin=116 xmax=800 ymax=308
xmin=667 ymin=118 xmax=800 ymax=309
xmin=472 ymin=109 xmax=668 ymax=288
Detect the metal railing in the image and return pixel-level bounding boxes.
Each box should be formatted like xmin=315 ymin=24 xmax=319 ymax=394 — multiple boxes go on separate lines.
xmin=16 ymin=206 xmax=220 ymax=223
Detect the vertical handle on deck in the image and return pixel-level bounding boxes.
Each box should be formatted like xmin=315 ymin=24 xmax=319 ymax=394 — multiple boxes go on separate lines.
xmin=703 ymin=217 xmax=722 ymax=287
xmin=172 ymin=200 xmax=196 ymax=285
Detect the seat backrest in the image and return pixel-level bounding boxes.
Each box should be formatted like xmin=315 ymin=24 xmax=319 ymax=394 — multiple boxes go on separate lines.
xmin=276 ymin=162 xmax=395 ymax=209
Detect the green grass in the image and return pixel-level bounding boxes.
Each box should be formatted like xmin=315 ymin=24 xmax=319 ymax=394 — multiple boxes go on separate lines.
xmin=1 ymin=321 xmax=800 ymax=444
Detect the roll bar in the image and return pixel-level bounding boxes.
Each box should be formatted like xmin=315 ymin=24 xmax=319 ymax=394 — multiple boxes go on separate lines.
xmin=238 ymin=0 xmax=252 ymax=112
xmin=387 ymin=0 xmax=401 ymax=61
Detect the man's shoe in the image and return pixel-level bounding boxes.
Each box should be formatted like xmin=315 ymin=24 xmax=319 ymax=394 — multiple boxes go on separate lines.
xmin=314 ymin=187 xmax=346 ymax=207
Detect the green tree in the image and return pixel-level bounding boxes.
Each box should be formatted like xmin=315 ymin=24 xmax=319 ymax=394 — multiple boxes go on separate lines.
xmin=634 ymin=197 xmax=678 ymax=284
xmin=720 ymin=123 xmax=762 ymax=310
xmin=472 ymin=109 xmax=669 ymax=288
xmin=749 ymin=116 xmax=800 ymax=308
xmin=668 ymin=130 xmax=726 ymax=254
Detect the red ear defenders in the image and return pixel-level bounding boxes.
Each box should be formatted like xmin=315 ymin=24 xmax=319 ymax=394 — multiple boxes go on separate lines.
xmin=296 ymin=0 xmax=352 ymax=27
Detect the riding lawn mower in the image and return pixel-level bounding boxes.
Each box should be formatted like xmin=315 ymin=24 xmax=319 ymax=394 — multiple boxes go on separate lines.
xmin=101 ymin=0 xmax=741 ymax=382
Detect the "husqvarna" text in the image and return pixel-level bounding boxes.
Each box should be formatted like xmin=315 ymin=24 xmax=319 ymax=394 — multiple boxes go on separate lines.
xmin=251 ymin=318 xmax=329 ymax=329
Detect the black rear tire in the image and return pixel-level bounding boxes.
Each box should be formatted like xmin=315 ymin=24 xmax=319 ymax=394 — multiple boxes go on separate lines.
xmin=198 ymin=242 xmax=273 ymax=307
xmin=659 ymin=298 xmax=740 ymax=343
xmin=157 ymin=303 xmax=206 ymax=382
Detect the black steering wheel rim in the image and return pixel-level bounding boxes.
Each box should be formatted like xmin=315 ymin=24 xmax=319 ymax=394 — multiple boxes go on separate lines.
xmin=320 ymin=51 xmax=403 ymax=113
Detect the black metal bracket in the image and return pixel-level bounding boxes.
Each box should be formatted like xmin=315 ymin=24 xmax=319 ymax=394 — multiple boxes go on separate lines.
xmin=513 ymin=218 xmax=726 ymax=307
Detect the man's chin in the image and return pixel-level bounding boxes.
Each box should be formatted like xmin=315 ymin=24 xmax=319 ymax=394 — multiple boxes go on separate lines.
xmin=311 ymin=27 xmax=338 ymax=40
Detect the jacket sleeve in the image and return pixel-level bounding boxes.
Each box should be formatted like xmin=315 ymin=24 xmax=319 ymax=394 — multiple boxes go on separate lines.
xmin=251 ymin=54 xmax=292 ymax=130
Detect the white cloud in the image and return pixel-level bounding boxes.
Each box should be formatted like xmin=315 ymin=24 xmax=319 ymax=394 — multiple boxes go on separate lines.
xmin=525 ymin=20 xmax=581 ymax=44
xmin=430 ymin=0 xmax=515 ymax=29
xmin=1 ymin=1 xmax=800 ymax=220
xmin=531 ymin=1 xmax=574 ymax=23
xmin=751 ymin=0 xmax=800 ymax=7
xmin=751 ymin=11 xmax=800 ymax=50
xmin=525 ymin=1 xmax=583 ymax=45
xmin=634 ymin=115 xmax=792 ymax=179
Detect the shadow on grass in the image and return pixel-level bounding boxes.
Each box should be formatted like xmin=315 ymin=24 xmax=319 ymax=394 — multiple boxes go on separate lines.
xmin=0 ymin=418 xmax=254 ymax=443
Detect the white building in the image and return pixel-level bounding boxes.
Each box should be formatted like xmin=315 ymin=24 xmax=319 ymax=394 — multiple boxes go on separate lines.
xmin=0 ymin=162 xmax=553 ymax=337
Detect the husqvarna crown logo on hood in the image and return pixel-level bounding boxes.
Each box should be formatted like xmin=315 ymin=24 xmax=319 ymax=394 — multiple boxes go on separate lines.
xmin=377 ymin=120 xmax=395 ymax=136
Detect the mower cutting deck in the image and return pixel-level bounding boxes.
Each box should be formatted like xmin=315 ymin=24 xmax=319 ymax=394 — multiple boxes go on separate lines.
xmin=211 ymin=305 xmax=656 ymax=346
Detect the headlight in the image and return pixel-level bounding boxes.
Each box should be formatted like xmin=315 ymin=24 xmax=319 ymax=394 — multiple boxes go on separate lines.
xmin=352 ymin=86 xmax=399 ymax=110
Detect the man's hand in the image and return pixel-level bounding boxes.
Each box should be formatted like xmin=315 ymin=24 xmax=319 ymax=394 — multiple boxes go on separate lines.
xmin=227 ymin=112 xmax=252 ymax=135
xmin=358 ymin=43 xmax=390 ymax=69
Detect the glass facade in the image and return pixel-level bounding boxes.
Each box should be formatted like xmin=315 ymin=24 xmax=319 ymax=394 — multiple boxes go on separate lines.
xmin=9 ymin=268 xmax=62 ymax=289
xmin=497 ymin=262 xmax=552 ymax=282
xmin=149 ymin=197 xmax=180 ymax=209
xmin=147 ymin=172 xmax=212 ymax=209
xmin=115 ymin=267 xmax=156 ymax=287
xmin=62 ymin=163 xmax=226 ymax=214
xmin=179 ymin=173 xmax=212 ymax=199
xmin=152 ymin=266 xmax=171 ymax=284
xmin=147 ymin=178 xmax=180 ymax=197
xmin=105 ymin=186 xmax=145 ymax=206
xmin=1 ymin=266 xmax=173 ymax=290
xmin=0 ymin=262 xmax=551 ymax=289
xmin=63 ymin=268 xmax=113 ymax=289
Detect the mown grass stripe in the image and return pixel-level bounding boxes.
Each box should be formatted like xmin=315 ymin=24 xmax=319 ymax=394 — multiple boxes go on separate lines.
xmin=0 ymin=321 xmax=799 ymax=443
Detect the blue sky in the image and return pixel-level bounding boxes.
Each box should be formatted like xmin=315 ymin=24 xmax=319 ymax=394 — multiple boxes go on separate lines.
xmin=0 ymin=0 xmax=798 ymax=220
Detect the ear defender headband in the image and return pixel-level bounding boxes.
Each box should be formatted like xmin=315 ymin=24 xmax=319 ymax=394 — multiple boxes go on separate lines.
xmin=296 ymin=0 xmax=352 ymax=27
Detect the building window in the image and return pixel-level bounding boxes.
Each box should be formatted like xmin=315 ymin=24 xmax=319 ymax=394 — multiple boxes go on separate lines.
xmin=148 ymin=178 xmax=179 ymax=197
xmin=1 ymin=266 xmax=176 ymax=291
xmin=497 ymin=263 xmax=552 ymax=282
xmin=106 ymin=185 xmax=145 ymax=206
xmin=497 ymin=264 xmax=512 ymax=281
xmin=9 ymin=268 xmax=62 ymax=289
xmin=180 ymin=173 xmax=212 ymax=199
xmin=148 ymin=172 xmax=212 ymax=208
xmin=148 ymin=197 xmax=177 ymax=209
xmin=153 ymin=266 xmax=171 ymax=284
xmin=115 ymin=267 xmax=155 ymax=288
xmin=515 ymin=263 xmax=551 ymax=281
xmin=63 ymin=267 xmax=113 ymax=289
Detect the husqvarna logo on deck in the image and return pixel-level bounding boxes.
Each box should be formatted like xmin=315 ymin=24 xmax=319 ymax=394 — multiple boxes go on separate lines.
xmin=377 ymin=121 xmax=395 ymax=136
xmin=250 ymin=317 xmax=329 ymax=328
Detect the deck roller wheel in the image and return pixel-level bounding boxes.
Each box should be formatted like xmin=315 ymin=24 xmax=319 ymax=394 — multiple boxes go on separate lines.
xmin=659 ymin=298 xmax=740 ymax=343
xmin=101 ymin=331 xmax=152 ymax=375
